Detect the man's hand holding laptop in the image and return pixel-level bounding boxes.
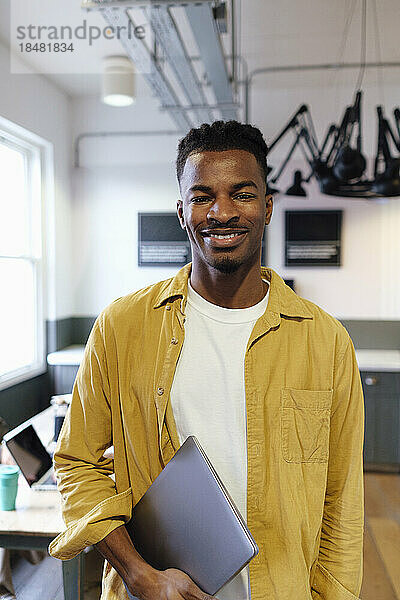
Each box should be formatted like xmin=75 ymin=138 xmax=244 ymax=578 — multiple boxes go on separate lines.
xmin=95 ymin=524 xmax=216 ymax=600
xmin=134 ymin=567 xmax=216 ymax=600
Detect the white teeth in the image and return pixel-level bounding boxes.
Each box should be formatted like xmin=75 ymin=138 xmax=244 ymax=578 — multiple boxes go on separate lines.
xmin=209 ymin=233 xmax=241 ymax=239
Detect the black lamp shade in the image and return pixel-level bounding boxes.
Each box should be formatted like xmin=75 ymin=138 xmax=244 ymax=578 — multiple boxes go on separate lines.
xmin=372 ymin=159 xmax=400 ymax=196
xmin=372 ymin=176 xmax=400 ymax=197
xmin=286 ymin=170 xmax=307 ymax=196
xmin=332 ymin=145 xmax=367 ymax=182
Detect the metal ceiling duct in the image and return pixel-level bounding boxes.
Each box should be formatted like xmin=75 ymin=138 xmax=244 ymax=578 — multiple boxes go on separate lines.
xmin=145 ymin=6 xmax=214 ymax=126
xmin=184 ymin=3 xmax=237 ymax=121
xmin=82 ymin=0 xmax=238 ymax=130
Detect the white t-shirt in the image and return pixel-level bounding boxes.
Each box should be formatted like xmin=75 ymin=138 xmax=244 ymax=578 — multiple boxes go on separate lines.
xmin=170 ymin=280 xmax=269 ymax=600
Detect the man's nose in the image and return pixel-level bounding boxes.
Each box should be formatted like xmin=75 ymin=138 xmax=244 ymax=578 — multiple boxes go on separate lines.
xmin=207 ymin=194 xmax=239 ymax=223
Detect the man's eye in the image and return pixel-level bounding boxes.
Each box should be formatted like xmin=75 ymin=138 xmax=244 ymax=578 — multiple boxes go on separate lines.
xmin=191 ymin=196 xmax=210 ymax=203
xmin=235 ymin=193 xmax=255 ymax=200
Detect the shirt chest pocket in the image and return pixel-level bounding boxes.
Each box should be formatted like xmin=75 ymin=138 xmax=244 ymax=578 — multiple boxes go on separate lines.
xmin=281 ymin=388 xmax=333 ymax=463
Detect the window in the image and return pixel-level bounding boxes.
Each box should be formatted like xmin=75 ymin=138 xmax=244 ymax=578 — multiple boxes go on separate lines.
xmin=0 ymin=127 xmax=46 ymax=389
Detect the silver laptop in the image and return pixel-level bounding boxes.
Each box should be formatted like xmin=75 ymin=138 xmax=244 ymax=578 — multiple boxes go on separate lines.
xmin=125 ymin=435 xmax=258 ymax=598
xmin=3 ymin=422 xmax=56 ymax=491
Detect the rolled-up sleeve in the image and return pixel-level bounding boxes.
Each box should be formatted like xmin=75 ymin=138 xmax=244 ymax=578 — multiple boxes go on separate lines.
xmin=312 ymin=335 xmax=364 ymax=599
xmin=48 ymin=313 xmax=132 ymax=560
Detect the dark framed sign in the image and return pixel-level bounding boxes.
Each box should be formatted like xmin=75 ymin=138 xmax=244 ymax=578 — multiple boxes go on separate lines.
xmin=139 ymin=212 xmax=269 ymax=267
xmin=138 ymin=212 xmax=191 ymax=267
xmin=285 ymin=210 xmax=342 ymax=267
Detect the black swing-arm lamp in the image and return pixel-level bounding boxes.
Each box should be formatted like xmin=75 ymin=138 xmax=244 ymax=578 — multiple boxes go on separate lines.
xmin=266 ymin=105 xmax=320 ymax=196
xmin=394 ymin=108 xmax=400 ymax=139
xmin=372 ymin=106 xmax=400 ymax=197
xmin=266 ymin=90 xmax=400 ymax=199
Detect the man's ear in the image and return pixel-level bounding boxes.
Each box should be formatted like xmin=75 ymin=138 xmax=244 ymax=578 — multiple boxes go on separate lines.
xmin=265 ymin=194 xmax=273 ymax=225
xmin=177 ymin=199 xmax=185 ymax=229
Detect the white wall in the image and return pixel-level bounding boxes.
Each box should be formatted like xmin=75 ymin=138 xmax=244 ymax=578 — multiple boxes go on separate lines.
xmin=72 ymin=164 xmax=180 ymax=315
xmin=0 ymin=40 xmax=73 ymax=320
xmin=71 ymin=73 xmax=400 ymax=320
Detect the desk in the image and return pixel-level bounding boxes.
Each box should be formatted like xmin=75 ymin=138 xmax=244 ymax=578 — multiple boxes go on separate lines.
xmin=0 ymin=408 xmax=84 ymax=599
xmin=47 ymin=346 xmax=84 ymax=395
xmin=355 ymin=349 xmax=400 ymax=372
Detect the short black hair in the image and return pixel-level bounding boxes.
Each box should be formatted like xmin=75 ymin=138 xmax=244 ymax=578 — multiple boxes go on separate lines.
xmin=176 ymin=120 xmax=269 ymax=185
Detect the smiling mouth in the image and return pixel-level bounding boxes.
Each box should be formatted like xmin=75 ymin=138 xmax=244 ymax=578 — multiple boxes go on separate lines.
xmin=208 ymin=232 xmax=243 ymax=239
xmin=200 ymin=229 xmax=248 ymax=247
xmin=201 ymin=229 xmax=248 ymax=238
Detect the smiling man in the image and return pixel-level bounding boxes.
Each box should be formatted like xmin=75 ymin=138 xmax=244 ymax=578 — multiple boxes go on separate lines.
xmin=49 ymin=121 xmax=364 ymax=600
xmin=176 ymin=146 xmax=271 ymax=307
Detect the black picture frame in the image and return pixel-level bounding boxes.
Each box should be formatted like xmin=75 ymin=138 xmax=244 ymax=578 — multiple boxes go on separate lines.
xmin=285 ymin=210 xmax=342 ymax=267
xmin=138 ymin=212 xmax=191 ymax=267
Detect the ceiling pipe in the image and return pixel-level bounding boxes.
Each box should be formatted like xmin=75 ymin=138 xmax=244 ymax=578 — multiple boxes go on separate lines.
xmin=184 ymin=3 xmax=238 ymax=120
xmin=83 ymin=0 xmax=211 ymax=8
xmin=159 ymin=102 xmax=239 ymax=112
xmin=74 ymin=129 xmax=179 ymax=168
xmin=244 ymin=61 xmax=400 ymax=123
xmin=230 ymin=0 xmax=237 ymax=98
xmin=145 ymin=5 xmax=214 ymax=125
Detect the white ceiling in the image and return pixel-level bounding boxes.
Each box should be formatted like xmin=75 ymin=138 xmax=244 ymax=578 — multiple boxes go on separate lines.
xmin=241 ymin=0 xmax=400 ymax=70
xmin=0 ymin=0 xmax=399 ymax=99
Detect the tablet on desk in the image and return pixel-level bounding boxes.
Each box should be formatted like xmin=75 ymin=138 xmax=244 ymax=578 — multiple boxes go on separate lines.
xmin=125 ymin=435 xmax=258 ymax=598
xmin=3 ymin=422 xmax=56 ymax=491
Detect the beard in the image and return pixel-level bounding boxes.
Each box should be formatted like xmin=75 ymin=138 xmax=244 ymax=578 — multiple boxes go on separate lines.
xmin=191 ymin=233 xmax=262 ymax=275
xmin=209 ymin=254 xmax=242 ymax=274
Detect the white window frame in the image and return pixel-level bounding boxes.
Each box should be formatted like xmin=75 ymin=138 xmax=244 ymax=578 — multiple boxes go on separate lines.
xmin=0 ymin=116 xmax=54 ymax=391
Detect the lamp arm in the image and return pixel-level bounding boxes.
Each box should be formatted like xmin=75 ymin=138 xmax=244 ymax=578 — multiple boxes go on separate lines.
xmin=344 ymin=92 xmax=362 ymax=149
xmin=298 ymin=109 xmax=319 ymax=157
xmin=374 ymin=107 xmax=384 ymax=177
xmin=381 ymin=120 xmax=395 ymax=161
xmin=354 ymin=90 xmax=363 ymax=153
xmin=394 ymin=108 xmax=400 ymax=139
xmin=326 ymin=106 xmax=352 ymax=166
xmin=319 ymin=124 xmax=337 ymax=159
xmin=385 ymin=117 xmax=400 ymax=153
xmin=299 ymin=127 xmax=319 ymax=164
xmin=374 ymin=107 xmax=393 ymax=177
xmin=268 ymin=104 xmax=308 ymax=152
xmin=270 ymin=130 xmax=303 ymax=184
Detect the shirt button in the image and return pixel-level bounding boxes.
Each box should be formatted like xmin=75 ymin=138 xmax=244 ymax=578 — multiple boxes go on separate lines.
xmin=157 ymin=387 xmax=164 ymax=396
xmin=253 ymin=444 xmax=261 ymax=457
xmin=171 ymin=337 xmax=178 ymax=345
xmin=165 ymin=305 xmax=171 ymax=311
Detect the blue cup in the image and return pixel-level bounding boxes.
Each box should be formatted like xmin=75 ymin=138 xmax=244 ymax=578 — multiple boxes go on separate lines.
xmin=0 ymin=465 xmax=19 ymax=511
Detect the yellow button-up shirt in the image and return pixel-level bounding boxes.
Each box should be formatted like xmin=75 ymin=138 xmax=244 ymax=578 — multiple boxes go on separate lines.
xmin=49 ymin=264 xmax=364 ymax=600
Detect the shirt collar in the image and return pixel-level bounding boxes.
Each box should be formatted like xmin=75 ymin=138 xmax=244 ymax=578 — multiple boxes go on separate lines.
xmin=153 ymin=262 xmax=313 ymax=320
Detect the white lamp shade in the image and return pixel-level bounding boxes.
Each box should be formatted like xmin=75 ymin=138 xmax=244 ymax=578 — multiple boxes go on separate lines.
xmin=102 ymin=56 xmax=135 ymax=107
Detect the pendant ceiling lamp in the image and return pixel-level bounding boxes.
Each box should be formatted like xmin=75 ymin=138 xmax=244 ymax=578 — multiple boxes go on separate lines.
xmin=102 ymin=55 xmax=135 ymax=107
xmin=266 ymin=0 xmax=400 ymax=199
